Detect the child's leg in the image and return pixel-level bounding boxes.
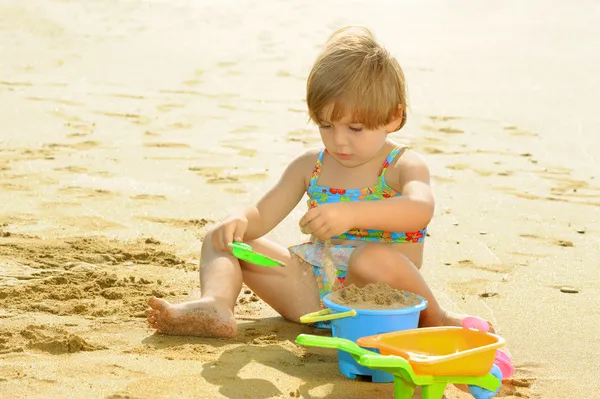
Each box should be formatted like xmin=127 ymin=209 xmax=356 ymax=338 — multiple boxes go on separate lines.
xmin=146 ymin=230 xmax=321 ymax=337
xmin=346 ymin=244 xmax=473 ymax=328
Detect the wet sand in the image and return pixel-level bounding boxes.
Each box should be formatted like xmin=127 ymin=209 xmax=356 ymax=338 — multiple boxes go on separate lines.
xmin=1 ymin=1 xmax=599 ymax=398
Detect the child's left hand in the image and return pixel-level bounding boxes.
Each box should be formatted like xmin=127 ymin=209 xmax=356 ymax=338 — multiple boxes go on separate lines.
xmin=299 ymin=203 xmax=354 ymax=239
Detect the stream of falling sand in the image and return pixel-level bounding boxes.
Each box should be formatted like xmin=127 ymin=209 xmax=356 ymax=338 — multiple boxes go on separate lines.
xmin=321 ymin=239 xmax=340 ymax=293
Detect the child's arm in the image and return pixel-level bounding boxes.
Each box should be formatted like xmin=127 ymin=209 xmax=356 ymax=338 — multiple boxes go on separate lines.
xmin=299 ymin=150 xmax=434 ymax=238
xmin=349 ymin=150 xmax=434 ymax=232
xmin=234 ymin=150 xmax=315 ymax=242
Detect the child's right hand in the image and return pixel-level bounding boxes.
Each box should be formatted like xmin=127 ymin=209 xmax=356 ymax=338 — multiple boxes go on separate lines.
xmin=211 ymin=214 xmax=248 ymax=252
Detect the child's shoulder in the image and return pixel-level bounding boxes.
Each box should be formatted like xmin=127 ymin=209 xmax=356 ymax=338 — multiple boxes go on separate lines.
xmin=290 ymin=148 xmax=321 ymax=168
xmin=387 ymin=144 xmax=431 ymax=183
xmin=389 ymin=144 xmax=429 ymax=168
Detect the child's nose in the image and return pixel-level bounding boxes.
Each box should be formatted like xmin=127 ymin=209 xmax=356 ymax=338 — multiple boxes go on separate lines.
xmin=332 ymin=129 xmax=348 ymax=146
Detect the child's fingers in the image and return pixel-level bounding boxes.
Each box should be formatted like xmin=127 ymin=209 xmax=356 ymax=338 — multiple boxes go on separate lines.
xmin=300 ymin=222 xmax=311 ymax=235
xmin=305 ymin=215 xmax=325 ymax=234
xmin=232 ymin=221 xmax=247 ymax=243
xmin=299 ymin=208 xmax=318 ymax=229
xmin=219 ymin=224 xmax=237 ymax=252
xmin=313 ymin=226 xmax=332 ymax=240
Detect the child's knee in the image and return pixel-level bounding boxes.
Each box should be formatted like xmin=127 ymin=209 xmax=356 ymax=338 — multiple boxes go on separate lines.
xmin=200 ymin=227 xmax=219 ymax=254
xmin=348 ymin=244 xmax=399 ymax=282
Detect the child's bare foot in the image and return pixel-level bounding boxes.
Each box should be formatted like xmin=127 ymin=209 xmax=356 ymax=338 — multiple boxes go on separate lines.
xmin=146 ymin=296 xmax=237 ymax=338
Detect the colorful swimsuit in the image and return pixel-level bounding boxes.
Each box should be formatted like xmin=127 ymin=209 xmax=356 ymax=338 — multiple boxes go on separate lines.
xmin=288 ymin=146 xmax=428 ymax=327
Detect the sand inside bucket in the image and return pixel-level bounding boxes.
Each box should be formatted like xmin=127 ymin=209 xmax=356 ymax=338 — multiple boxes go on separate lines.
xmin=329 ymin=282 xmax=422 ymax=310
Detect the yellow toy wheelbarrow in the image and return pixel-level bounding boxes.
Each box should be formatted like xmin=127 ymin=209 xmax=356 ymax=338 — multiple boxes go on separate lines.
xmin=296 ymin=329 xmax=504 ymax=399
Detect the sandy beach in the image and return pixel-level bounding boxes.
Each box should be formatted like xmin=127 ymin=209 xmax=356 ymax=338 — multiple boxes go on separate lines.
xmin=1 ymin=1 xmax=599 ymax=398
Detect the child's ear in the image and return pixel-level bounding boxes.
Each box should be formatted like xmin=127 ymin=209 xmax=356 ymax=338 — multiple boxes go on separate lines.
xmin=385 ymin=105 xmax=403 ymax=133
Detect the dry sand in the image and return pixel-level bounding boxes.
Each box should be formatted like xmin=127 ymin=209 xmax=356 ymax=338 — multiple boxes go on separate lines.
xmin=1 ymin=1 xmax=599 ymax=398
xmin=328 ymin=283 xmax=423 ymax=310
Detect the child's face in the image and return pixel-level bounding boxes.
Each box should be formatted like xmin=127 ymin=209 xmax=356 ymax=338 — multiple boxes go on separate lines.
xmin=317 ymin=111 xmax=393 ymax=167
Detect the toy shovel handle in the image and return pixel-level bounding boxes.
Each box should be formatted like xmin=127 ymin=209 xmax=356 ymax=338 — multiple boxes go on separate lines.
xmin=295 ymin=334 xmax=373 ymax=357
xmin=299 ymin=308 xmax=357 ymax=323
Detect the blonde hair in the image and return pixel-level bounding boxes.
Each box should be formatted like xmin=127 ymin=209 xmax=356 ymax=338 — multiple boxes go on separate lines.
xmin=306 ymin=26 xmax=408 ymax=131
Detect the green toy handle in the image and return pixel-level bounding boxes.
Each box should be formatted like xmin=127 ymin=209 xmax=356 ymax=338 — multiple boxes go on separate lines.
xmin=359 ymin=353 xmax=412 ymax=369
xmin=295 ymin=334 xmax=373 ymax=357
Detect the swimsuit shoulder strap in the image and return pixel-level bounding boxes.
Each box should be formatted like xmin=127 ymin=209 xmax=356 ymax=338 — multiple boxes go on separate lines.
xmin=378 ymin=145 xmax=409 ymax=186
xmin=308 ymin=148 xmax=326 ymax=187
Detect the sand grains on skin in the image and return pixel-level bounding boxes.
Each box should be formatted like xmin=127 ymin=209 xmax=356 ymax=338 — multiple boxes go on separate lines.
xmin=146 ymin=297 xmax=237 ymax=338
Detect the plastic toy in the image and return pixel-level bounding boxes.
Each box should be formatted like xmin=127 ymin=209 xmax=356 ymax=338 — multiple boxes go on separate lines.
xmin=356 ymin=327 xmax=504 ymax=376
xmin=300 ymin=292 xmax=427 ymax=382
xmin=228 ymin=242 xmax=285 ymax=267
xmin=296 ymin=334 xmax=503 ymax=399
xmin=462 ymin=316 xmax=515 ymax=379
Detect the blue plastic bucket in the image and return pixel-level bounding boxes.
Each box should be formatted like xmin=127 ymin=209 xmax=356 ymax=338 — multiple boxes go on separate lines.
xmin=322 ymin=293 xmax=428 ymax=383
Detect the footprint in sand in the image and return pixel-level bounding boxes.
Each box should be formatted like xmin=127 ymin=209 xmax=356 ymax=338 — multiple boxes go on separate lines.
xmin=93 ymin=110 xmax=151 ymax=126
xmin=507 ymin=251 xmax=551 ymax=259
xmin=0 ymin=80 xmax=33 ymax=87
xmin=54 ymin=166 xmax=88 ymax=174
xmin=106 ymin=93 xmax=145 ymax=100
xmin=224 ymin=187 xmax=247 ymax=194
xmin=0 ymin=182 xmax=31 ymax=192
xmin=56 ymin=215 xmax=125 ymax=231
xmin=188 ymin=166 xmax=268 ymax=184
xmin=503 ymin=125 xmax=538 ymax=137
xmin=449 ymin=278 xmax=500 ymax=297
xmin=221 ymin=143 xmax=257 ymax=157
xmin=159 ymin=89 xmax=239 ymax=100
xmin=136 ymin=216 xmax=212 ymax=229
xmin=496 ymin=162 xmax=600 ymax=206
xmin=421 ymin=124 xmax=464 ymax=135
xmin=421 ymin=147 xmax=445 ymax=155
xmin=542 ymin=175 xmax=600 ymax=196
xmin=65 ymin=121 xmax=95 ymax=135
xmin=25 ymin=96 xmax=83 ymax=106
xmin=427 ymin=116 xmax=462 ymax=122
xmin=287 ymin=128 xmax=321 ymax=146
xmin=169 ymin=122 xmax=193 ymax=130
xmin=59 ymin=186 xmax=114 ymax=198
xmin=446 ymin=163 xmax=469 ymax=171
xmin=216 ymin=61 xmax=237 ymax=68
xmin=498 ymin=376 xmax=537 ymax=398
xmin=518 ymin=234 xmax=574 ymax=248
xmin=450 ymin=259 xmax=513 ymax=274
xmin=231 ymin=125 xmax=262 ymax=134
xmin=40 ymin=201 xmax=82 ymax=210
xmin=183 ymin=79 xmax=202 ymax=87
xmin=66 ymin=132 xmax=90 ymax=139
xmin=45 ymin=141 xmax=100 ymax=151
xmin=129 ymin=194 xmax=168 ymax=201
xmin=156 ymin=103 xmax=185 ymax=112
xmin=143 ymin=142 xmax=190 ymax=149
xmin=497 ymin=186 xmax=600 ymax=207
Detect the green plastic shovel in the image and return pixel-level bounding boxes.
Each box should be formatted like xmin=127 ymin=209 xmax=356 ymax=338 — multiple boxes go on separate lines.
xmin=228 ymin=242 xmax=286 ymax=267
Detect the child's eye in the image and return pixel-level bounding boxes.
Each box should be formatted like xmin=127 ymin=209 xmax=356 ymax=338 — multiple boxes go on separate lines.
xmin=349 ymin=126 xmax=363 ymax=132
xmin=319 ymin=124 xmax=332 ymax=129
